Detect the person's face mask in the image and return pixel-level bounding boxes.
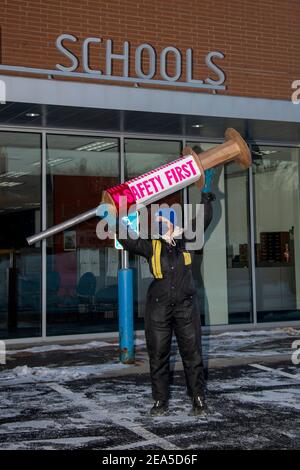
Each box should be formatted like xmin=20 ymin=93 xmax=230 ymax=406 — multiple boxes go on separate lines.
xmin=155 ymin=209 xmax=176 ymax=236
xmin=158 ymin=220 xmax=170 ymax=236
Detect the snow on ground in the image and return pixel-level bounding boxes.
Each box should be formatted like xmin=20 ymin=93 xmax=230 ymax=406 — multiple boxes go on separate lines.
xmin=6 ymin=340 xmax=116 ymax=355
xmin=202 ymin=327 xmax=300 ymax=358
xmin=210 ymin=327 xmax=299 ymax=337
xmin=1 ymin=327 xmax=298 ymax=387
xmin=0 ymin=327 xmax=299 ymax=449
xmin=228 ymin=388 xmax=300 ymax=411
xmin=6 ymin=327 xmax=300 ymax=358
xmin=0 ymin=365 xmax=299 ymax=449
xmin=0 ymin=362 xmax=130 ymax=384
xmin=207 ymin=369 xmax=299 ymax=392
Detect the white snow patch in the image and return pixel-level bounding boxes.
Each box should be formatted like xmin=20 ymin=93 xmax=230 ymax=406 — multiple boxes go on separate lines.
xmin=7 ymin=338 xmax=146 ymax=356
xmin=0 ymin=419 xmax=59 ymax=434
xmin=228 ymin=388 xmax=300 ymax=410
xmin=7 ymin=341 xmax=116 ymax=355
xmin=199 ymin=327 xmax=300 ymax=358
xmin=208 ymin=327 xmax=299 ymax=338
xmin=4 ymin=327 xmax=299 ymax=360
xmin=0 ymin=435 xmax=107 ymax=450
xmin=207 ymin=370 xmax=300 ymax=392
xmin=0 ymin=362 xmax=129 ymax=383
xmin=134 ymin=338 xmax=146 ymax=346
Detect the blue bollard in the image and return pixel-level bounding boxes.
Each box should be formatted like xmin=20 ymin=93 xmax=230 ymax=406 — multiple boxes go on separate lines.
xmin=118 ymin=268 xmax=135 ymax=364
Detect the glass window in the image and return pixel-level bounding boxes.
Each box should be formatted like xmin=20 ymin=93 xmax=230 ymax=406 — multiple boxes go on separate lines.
xmin=252 ymin=145 xmax=300 ymax=323
xmin=0 ymin=132 xmax=41 ymax=339
xmin=124 ymin=139 xmax=182 ymax=326
xmin=225 ymin=161 xmax=252 ymax=324
xmin=187 ymin=142 xmax=252 ymax=326
xmin=46 ymin=135 xmax=119 ymax=336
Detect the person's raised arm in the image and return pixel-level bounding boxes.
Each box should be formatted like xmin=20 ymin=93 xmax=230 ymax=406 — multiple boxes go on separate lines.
xmin=185 ymin=169 xmax=216 ymax=248
xmin=96 ymin=204 xmax=153 ymax=258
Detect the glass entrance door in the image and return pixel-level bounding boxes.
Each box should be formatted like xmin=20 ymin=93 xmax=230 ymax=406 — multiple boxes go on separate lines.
xmin=46 ymin=134 xmax=120 ymax=335
xmin=252 ymin=145 xmax=300 ymax=322
xmin=0 ymin=132 xmax=42 ymax=339
xmin=187 ymin=142 xmax=252 ymax=326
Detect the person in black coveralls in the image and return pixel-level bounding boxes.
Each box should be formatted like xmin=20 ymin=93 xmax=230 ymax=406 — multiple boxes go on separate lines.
xmin=115 ymin=177 xmax=215 ymax=416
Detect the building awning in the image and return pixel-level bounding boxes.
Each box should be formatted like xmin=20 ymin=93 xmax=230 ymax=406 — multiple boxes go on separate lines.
xmin=0 ymin=74 xmax=299 ymax=144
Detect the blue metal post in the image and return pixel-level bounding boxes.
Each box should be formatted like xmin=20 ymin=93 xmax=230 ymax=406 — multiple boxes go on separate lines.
xmin=118 ymin=268 xmax=135 ymax=364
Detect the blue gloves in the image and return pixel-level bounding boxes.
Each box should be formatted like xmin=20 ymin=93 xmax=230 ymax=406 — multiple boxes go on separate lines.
xmin=96 ymin=203 xmax=117 ymax=228
xmin=202 ymin=168 xmax=216 ymax=193
xmin=96 ymin=204 xmax=139 ymax=236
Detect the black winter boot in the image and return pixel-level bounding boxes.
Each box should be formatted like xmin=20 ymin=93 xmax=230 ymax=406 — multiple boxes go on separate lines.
xmin=190 ymin=395 xmax=206 ymax=416
xmin=150 ymin=400 xmax=169 ymax=416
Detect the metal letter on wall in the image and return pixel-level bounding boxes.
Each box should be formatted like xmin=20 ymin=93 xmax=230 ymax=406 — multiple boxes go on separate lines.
xmin=205 ymin=51 xmax=226 ymax=86
xmin=160 ymin=46 xmax=182 ymax=82
xmin=135 ymin=44 xmax=156 ymax=80
xmin=106 ymin=39 xmax=129 ymax=77
xmin=56 ymin=34 xmax=79 ymax=72
xmin=82 ymin=37 xmax=102 ymax=74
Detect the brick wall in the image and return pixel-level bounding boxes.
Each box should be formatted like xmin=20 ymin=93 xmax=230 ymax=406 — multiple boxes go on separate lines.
xmin=1 ymin=0 xmax=299 ymax=100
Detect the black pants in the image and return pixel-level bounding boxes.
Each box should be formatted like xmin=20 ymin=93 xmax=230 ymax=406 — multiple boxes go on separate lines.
xmin=144 ymin=295 xmax=205 ymax=402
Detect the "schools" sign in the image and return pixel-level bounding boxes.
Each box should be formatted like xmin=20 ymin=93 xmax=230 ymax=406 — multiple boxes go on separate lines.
xmin=56 ymin=34 xmax=226 ymax=91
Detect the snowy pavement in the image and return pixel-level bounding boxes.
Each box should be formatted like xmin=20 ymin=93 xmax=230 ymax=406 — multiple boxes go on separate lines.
xmin=0 ymin=328 xmax=299 ymax=450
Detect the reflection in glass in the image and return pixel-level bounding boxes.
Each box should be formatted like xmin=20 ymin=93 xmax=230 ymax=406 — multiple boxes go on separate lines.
xmin=253 ymin=146 xmax=300 ymax=322
xmin=188 ymin=142 xmax=252 ymax=326
xmin=225 ymin=162 xmax=252 ymax=324
xmin=0 ymin=132 xmax=41 ymax=339
xmin=46 ymin=135 xmax=119 ymax=335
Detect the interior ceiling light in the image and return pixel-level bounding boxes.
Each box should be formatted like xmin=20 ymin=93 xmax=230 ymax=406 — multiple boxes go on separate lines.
xmin=0 ymin=181 xmax=23 ymax=187
xmin=75 ymin=141 xmax=118 ymax=152
xmin=192 ymin=124 xmax=204 ymax=128
xmin=47 ymin=158 xmax=72 ymax=167
xmin=25 ymin=112 xmax=40 ymax=118
xmin=252 ymin=149 xmax=277 ymax=156
xmin=0 ymin=171 xmax=30 ymax=178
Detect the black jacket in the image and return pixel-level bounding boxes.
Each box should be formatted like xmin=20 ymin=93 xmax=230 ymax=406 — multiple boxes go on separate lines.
xmin=117 ymin=192 xmax=215 ymax=306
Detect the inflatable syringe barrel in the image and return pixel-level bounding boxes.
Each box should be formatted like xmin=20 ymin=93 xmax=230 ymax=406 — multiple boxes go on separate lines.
xmin=26 ymin=128 xmax=251 ymax=246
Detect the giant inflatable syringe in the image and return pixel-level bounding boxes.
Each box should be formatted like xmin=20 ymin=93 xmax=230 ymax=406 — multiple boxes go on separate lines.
xmin=27 ymin=128 xmax=251 ymax=245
